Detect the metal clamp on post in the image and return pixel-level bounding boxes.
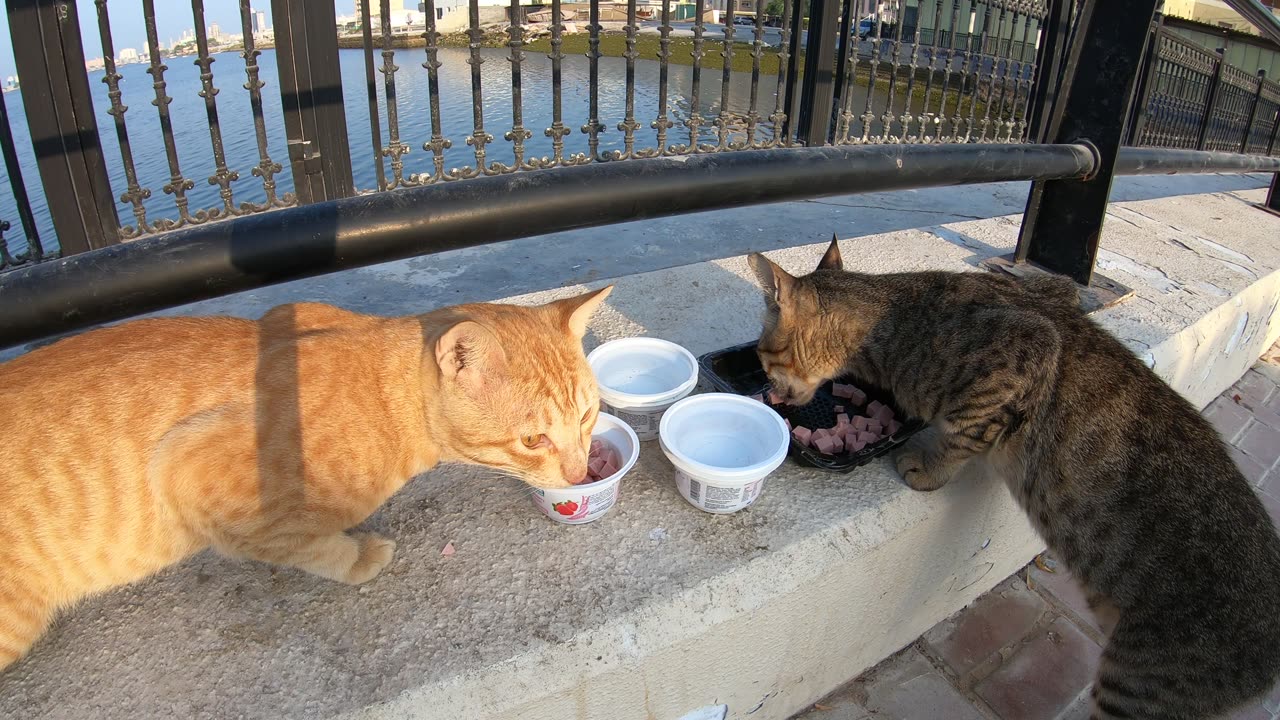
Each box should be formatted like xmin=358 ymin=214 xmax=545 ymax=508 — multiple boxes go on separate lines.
xmin=1072 ymin=139 xmax=1104 ymax=182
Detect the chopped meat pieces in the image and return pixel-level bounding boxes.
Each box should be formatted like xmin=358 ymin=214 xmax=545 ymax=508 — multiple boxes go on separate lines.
xmin=586 ymin=439 xmax=622 ymax=482
xmin=771 ymin=384 xmax=909 ymax=458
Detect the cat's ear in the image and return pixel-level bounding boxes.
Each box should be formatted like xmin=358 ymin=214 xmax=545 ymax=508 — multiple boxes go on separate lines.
xmin=436 ymin=321 xmax=506 ymax=383
xmin=817 ymin=235 xmax=843 ymax=271
xmin=550 ymin=285 xmax=614 ymax=338
xmin=748 ymin=253 xmax=796 ymax=305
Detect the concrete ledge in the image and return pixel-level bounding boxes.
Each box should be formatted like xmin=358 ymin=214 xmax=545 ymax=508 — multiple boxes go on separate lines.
xmin=3 ymin=182 xmax=1280 ymax=720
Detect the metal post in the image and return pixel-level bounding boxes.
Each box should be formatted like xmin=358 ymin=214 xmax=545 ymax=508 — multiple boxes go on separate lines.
xmin=1016 ymin=0 xmax=1075 ymax=242
xmin=1126 ymin=14 xmax=1164 ymax=145
xmin=1014 ymin=0 xmax=1162 ymax=286
xmin=1027 ymin=0 xmax=1072 ymax=144
xmin=796 ymin=0 xmax=842 ymax=145
xmin=1221 ymin=0 xmax=1280 ymax=47
xmin=1241 ymin=69 xmax=1266 ymax=154
xmin=781 ymin=0 xmax=806 ymax=140
xmin=1197 ymin=43 xmax=1226 ymax=151
xmin=832 ymin=0 xmax=855 ymax=132
xmin=1269 ymin=101 xmax=1280 ymax=156
xmin=1268 ymin=173 xmax=1279 ymax=213
xmin=271 ymin=0 xmax=354 ymax=202
xmin=0 ymin=77 xmax=43 ymax=261
xmin=6 ymin=0 xmax=120 ymax=255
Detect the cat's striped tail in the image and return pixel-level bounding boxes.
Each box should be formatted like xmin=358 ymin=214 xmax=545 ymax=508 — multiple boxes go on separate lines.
xmin=1088 ymin=624 xmax=1280 ymax=720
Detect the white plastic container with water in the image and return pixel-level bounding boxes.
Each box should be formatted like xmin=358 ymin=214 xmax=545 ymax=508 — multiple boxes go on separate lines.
xmin=587 ymin=337 xmax=699 ymax=441
xmin=659 ymin=393 xmax=791 ymax=514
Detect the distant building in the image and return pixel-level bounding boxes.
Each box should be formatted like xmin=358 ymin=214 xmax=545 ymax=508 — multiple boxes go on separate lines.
xmin=253 ymin=10 xmax=267 ymax=35
xmin=360 ymin=0 xmax=422 ymax=27
xmin=421 ymin=0 xmax=505 ymax=30
xmin=118 ymin=47 xmax=140 ymax=64
xmin=209 ymin=22 xmax=222 ymax=41
xmin=1163 ymin=0 xmax=1280 ymax=36
xmin=85 ymin=57 xmax=105 ymax=72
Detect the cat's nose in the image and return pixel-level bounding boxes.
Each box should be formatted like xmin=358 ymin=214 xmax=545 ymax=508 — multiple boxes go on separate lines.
xmin=562 ymin=457 xmax=589 ymax=485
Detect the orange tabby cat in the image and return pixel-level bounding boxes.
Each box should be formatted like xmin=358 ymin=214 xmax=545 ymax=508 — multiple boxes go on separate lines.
xmin=0 ymin=287 xmax=612 ymax=670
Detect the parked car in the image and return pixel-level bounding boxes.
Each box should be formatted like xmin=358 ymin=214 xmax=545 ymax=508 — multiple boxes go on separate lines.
xmin=733 ymin=15 xmax=756 ymax=26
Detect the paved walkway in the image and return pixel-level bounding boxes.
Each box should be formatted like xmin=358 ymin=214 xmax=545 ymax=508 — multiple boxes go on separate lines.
xmin=793 ymin=351 xmax=1280 ymax=720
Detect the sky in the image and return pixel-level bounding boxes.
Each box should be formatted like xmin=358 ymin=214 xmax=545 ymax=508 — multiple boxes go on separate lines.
xmin=0 ymin=1 xmax=363 ymax=80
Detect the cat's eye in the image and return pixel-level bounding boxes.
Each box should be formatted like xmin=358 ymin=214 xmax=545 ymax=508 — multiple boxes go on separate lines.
xmin=521 ymin=434 xmax=546 ymax=449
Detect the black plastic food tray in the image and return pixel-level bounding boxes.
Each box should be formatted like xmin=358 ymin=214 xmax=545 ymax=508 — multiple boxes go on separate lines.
xmin=697 ymin=342 xmax=924 ymax=472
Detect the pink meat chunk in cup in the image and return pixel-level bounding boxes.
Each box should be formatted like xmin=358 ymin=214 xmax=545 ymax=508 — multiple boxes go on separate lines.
xmin=585 ymin=439 xmax=622 ymax=483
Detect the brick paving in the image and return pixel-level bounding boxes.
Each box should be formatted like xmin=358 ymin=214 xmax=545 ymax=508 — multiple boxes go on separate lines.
xmin=793 ymin=351 xmax=1280 ymax=720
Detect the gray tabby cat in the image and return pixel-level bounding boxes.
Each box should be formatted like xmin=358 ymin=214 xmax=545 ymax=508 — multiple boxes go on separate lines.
xmin=748 ymin=238 xmax=1280 ymax=720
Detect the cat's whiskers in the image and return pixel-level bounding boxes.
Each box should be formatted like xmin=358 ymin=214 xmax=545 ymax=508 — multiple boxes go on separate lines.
xmin=471 ymin=467 xmax=545 ymax=500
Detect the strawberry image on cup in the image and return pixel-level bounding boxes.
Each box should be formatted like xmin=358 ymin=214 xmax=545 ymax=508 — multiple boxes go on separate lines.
xmin=552 ymin=500 xmax=579 ymax=516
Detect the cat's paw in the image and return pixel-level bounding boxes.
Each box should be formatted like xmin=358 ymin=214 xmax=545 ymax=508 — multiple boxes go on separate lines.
xmin=344 ymin=532 xmax=397 ymax=585
xmin=894 ymin=448 xmax=948 ymax=491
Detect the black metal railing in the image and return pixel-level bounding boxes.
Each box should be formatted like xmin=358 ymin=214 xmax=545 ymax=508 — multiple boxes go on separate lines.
xmin=0 ymin=85 xmax=44 ymax=272
xmin=354 ymin=0 xmax=807 ymax=186
xmin=2 ymin=0 xmax=1280 ymax=346
xmin=1130 ymin=23 xmax=1280 ymax=156
xmin=0 ymin=0 xmax=1063 ymax=263
xmin=94 ymin=0 xmax=298 ymax=240
xmin=832 ymin=0 xmax=1048 ymax=145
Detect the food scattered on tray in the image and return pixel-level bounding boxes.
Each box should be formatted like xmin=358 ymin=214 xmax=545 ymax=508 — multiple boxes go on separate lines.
xmin=749 ymin=382 xmax=903 ymax=457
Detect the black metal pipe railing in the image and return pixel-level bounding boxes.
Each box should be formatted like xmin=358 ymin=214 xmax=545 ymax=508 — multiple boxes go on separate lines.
xmin=1115 ymin=147 xmax=1280 ymax=174
xmin=4 ymin=142 xmax=1280 ymax=350
xmin=2 ymin=0 xmax=1279 ymax=326
xmin=0 ymin=142 xmax=1098 ymax=348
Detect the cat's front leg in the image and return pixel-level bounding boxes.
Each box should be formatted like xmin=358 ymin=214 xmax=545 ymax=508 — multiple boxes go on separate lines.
xmin=895 ymin=411 xmax=1015 ymax=491
xmin=213 ymin=529 xmax=397 ymax=585
xmin=893 ymin=426 xmax=958 ymax=491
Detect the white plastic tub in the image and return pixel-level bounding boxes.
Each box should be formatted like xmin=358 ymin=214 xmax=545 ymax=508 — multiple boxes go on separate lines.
xmin=659 ymin=393 xmax=791 ymax=514
xmin=587 ymin=337 xmax=699 ymax=441
xmin=530 ymin=412 xmax=639 ymax=525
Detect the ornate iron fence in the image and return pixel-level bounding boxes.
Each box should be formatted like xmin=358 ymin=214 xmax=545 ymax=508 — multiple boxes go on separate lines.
xmin=353 ymin=0 xmax=805 ymax=191
xmin=351 ymin=0 xmax=1051 ymax=190
xmin=0 ymin=0 xmax=1276 ymax=278
xmin=1131 ymin=24 xmax=1280 ymax=156
xmin=6 ymin=0 xmax=1280 ymax=346
xmin=0 ymin=85 xmax=44 ymax=272
xmin=831 ymin=0 xmax=1049 ymax=145
xmin=94 ymin=0 xmax=298 ymax=241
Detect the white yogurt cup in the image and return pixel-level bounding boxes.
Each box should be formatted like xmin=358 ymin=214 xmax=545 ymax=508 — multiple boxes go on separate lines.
xmin=587 ymin=337 xmax=699 ymax=441
xmin=530 ymin=412 xmax=639 ymax=525
xmin=659 ymin=393 xmax=791 ymax=514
